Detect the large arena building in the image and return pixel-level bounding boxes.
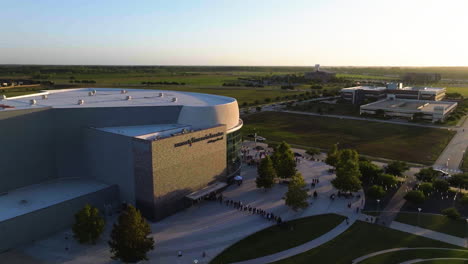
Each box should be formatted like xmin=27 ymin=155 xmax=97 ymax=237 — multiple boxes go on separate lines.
xmin=0 ymin=88 xmax=242 ymax=251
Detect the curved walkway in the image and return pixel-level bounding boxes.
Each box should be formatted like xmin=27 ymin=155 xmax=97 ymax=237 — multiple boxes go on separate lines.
xmin=400 ymin=257 xmax=468 ymax=264
xmin=352 ymin=247 xmax=468 ymax=264
xmin=231 ymin=214 xmax=359 ymax=264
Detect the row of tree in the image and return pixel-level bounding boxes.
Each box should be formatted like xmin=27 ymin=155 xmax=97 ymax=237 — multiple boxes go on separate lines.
xmin=72 ymin=204 xmax=154 ymax=263
xmin=255 ymin=142 xmax=309 ymax=211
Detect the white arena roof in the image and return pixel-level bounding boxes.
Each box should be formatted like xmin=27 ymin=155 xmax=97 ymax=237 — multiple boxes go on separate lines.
xmin=97 ymin=123 xmax=192 ymax=139
xmin=0 ymin=178 xmax=110 ymax=222
xmin=0 ymin=88 xmax=236 ymax=111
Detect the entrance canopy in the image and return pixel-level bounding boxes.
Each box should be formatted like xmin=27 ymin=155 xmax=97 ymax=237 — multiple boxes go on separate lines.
xmin=186 ymin=182 xmax=227 ymax=200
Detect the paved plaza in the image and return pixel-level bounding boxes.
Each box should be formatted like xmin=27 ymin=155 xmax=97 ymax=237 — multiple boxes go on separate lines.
xmin=14 ymin=143 xmax=363 ymax=264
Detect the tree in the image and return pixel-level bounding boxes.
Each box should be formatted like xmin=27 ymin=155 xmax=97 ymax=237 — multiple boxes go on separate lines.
xmin=256 ymin=156 xmax=276 ymax=190
xmin=375 ymin=109 xmax=385 ymax=117
xmin=418 ymin=182 xmax=434 ymax=195
xmin=433 ymin=179 xmax=450 ymax=192
xmin=367 ymin=185 xmax=386 ymax=199
xmin=442 ymin=207 xmax=460 ymax=220
xmin=377 ymin=173 xmax=398 ymax=187
xmin=359 ymin=160 xmax=382 ymax=184
xmin=449 ymin=173 xmax=468 ymax=189
xmin=416 ymin=167 xmax=438 ymax=182
xmin=385 ymin=161 xmax=409 ymax=176
xmin=332 ymin=149 xmax=362 ymax=193
xmin=285 ymin=173 xmax=309 ymax=211
xmin=404 ymin=190 xmax=425 ymax=204
xmin=460 ymin=194 xmax=468 ymax=205
xmin=72 ymin=204 xmax=105 ymax=244
xmin=325 ymin=144 xmax=339 ymax=167
xmin=256 ymin=106 xmax=262 ymax=112
xmin=332 ymin=164 xmax=362 ymax=193
xmin=109 ymin=204 xmax=155 ymax=263
xmin=271 ymin=142 xmax=297 ymax=179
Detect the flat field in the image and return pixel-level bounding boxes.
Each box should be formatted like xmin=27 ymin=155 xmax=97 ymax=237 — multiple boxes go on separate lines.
xmin=242 ymin=111 xmax=455 ymax=164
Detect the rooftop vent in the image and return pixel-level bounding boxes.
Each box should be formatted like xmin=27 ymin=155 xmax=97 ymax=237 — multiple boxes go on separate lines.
xmin=92 ymin=89 xmax=97 ymax=95
xmin=158 ymin=92 xmax=164 ymax=97
xmin=1 ymin=95 xmax=6 ymax=100
xmin=121 ymin=89 xmax=127 ymax=94
xmin=42 ymin=94 xmax=48 ymax=100
xmin=88 ymin=91 xmax=93 ymax=96
xmin=19 ymin=199 xmax=28 ymax=205
xmin=172 ymin=97 xmax=178 ymax=102
xmin=30 ymin=99 xmax=36 ymax=105
xmin=126 ymin=95 xmax=132 ymax=101
xmin=78 ymin=99 xmax=85 ymax=105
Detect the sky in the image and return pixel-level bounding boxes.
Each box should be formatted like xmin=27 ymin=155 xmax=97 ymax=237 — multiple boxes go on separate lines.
xmin=1 ymin=0 xmax=468 ymax=66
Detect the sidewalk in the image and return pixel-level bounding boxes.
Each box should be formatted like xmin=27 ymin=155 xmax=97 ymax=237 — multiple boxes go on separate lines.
xmin=389 ymin=221 xmax=467 ymax=248
xmin=352 ymin=247 xmax=468 ymax=264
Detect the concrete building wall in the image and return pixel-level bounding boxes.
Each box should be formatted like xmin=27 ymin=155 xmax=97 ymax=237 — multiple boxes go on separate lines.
xmin=177 ymin=100 xmax=240 ymax=130
xmin=52 ymin=106 xmax=182 ymax=179
xmin=133 ymin=139 xmax=155 ymax=219
xmin=151 ymin=125 xmax=227 ymax=220
xmin=84 ymin=129 xmax=136 ymax=204
xmin=0 ymin=108 xmax=56 ymax=193
xmin=0 ymin=185 xmax=118 ymax=252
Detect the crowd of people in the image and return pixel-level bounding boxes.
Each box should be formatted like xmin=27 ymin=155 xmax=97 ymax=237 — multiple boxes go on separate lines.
xmin=215 ymin=194 xmax=283 ymax=225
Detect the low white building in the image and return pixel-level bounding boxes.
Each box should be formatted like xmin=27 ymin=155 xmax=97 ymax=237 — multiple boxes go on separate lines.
xmin=360 ymin=97 xmax=457 ymax=122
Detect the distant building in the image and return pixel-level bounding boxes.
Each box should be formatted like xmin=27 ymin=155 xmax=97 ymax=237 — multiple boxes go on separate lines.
xmin=360 ymin=98 xmax=457 ymax=122
xmin=304 ymin=64 xmax=336 ymax=82
xmin=341 ymin=83 xmax=446 ymax=104
xmin=403 ymin=72 xmax=441 ymax=84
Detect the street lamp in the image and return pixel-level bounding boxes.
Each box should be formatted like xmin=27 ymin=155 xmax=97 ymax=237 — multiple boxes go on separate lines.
xmin=446 ymin=158 xmax=450 ymax=168
xmin=418 ymin=208 xmax=422 ymax=227
xmin=376 ymin=199 xmax=381 ymax=214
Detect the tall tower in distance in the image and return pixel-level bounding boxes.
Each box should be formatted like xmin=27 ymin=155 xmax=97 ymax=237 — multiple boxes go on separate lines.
xmin=315 ymin=64 xmax=320 ymax=72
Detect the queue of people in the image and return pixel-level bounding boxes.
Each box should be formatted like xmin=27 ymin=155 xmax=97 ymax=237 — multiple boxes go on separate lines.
xmin=216 ymin=194 xmax=283 ymax=225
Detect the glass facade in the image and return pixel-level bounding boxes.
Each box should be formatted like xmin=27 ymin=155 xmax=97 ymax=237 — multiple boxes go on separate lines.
xmin=226 ymin=129 xmax=242 ymax=177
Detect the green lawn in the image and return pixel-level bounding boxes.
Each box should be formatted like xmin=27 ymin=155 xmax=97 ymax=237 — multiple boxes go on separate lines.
xmin=359 ymin=249 xmax=468 ymax=264
xmin=446 ymin=86 xmax=468 ymax=97
xmin=395 ymin=213 xmax=466 ymax=238
xmin=210 ymin=214 xmax=345 ymax=264
xmin=242 ymin=112 xmax=455 ymax=165
xmin=272 ymin=221 xmax=464 ymax=264
xmin=288 ymin=102 xmax=361 ymax=116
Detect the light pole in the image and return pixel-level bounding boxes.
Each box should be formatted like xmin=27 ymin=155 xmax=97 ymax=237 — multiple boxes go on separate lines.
xmin=446 ymin=158 xmax=450 ymax=169
xmin=376 ymin=199 xmax=380 ymax=214
xmin=418 ymin=208 xmax=422 ymax=227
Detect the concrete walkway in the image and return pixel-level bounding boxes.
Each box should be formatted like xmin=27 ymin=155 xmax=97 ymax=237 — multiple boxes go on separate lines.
xmin=378 ymin=168 xmax=420 ymax=226
xmin=352 ymin=247 xmax=468 ymax=263
xmin=433 ymin=117 xmax=468 ymax=173
xmin=400 ymin=257 xmax=468 ymax=264
xmin=389 ymin=221 xmax=467 ymax=248
xmin=231 ymin=215 xmax=359 ymax=264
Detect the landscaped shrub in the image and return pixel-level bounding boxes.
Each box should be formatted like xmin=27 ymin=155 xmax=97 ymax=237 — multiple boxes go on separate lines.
xmin=442 ymin=207 xmax=461 ymax=220
xmin=418 ymin=182 xmax=434 ymax=195
xmin=367 ymin=185 xmax=386 ymax=199
xmin=432 ymin=179 xmax=450 ymax=192
xmin=404 ymin=190 xmax=426 ymax=204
